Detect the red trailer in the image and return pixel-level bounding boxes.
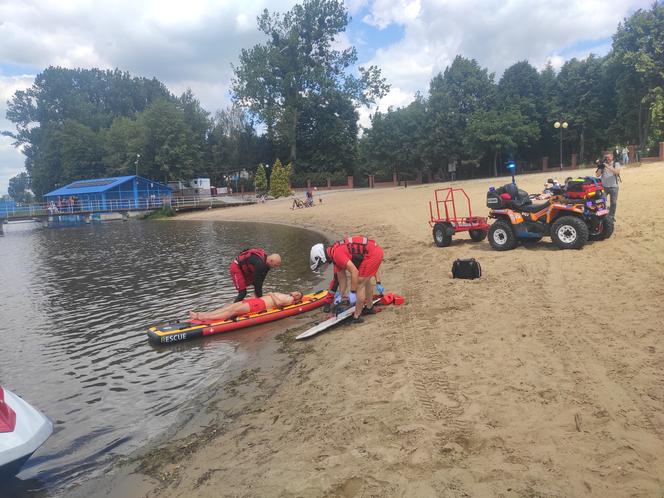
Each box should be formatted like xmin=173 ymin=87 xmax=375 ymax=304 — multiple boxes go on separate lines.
xmin=428 ymin=187 xmax=489 ymax=247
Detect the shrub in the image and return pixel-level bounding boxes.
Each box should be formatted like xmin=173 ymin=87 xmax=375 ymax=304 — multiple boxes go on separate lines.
xmin=268 ymin=159 xmax=292 ymax=198
xmin=255 ymin=164 xmax=267 ymax=193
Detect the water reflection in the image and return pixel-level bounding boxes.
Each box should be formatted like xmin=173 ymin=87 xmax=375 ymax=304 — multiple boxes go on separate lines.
xmin=0 ymin=220 xmax=325 ymax=496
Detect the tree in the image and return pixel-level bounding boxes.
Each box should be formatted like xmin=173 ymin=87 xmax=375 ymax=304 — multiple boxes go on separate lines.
xmin=206 ymin=105 xmax=269 ymax=184
xmin=255 ymin=163 xmax=268 ymax=193
xmin=425 ymin=56 xmax=495 ymax=170
xmin=268 ymin=159 xmax=291 ymax=198
xmin=611 ymin=3 xmax=664 ymax=150
xmin=3 ymin=66 xmax=176 ymax=195
xmin=296 ymin=91 xmax=359 ymax=173
xmin=232 ymin=0 xmax=388 ymax=168
xmin=556 ymin=55 xmax=613 ymax=163
xmin=359 ymin=95 xmax=428 ymax=179
xmin=498 ymin=61 xmax=544 ymax=162
xmin=102 ymin=116 xmax=145 ymax=176
xmin=468 ymin=107 xmax=540 ymax=176
xmin=137 ymin=99 xmax=201 ymax=181
xmin=8 ymin=172 xmax=33 ymax=203
xmin=59 ymin=119 xmax=105 ymax=180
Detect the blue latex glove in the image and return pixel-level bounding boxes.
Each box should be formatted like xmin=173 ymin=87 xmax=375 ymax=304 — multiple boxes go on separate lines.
xmin=333 ymin=292 xmax=342 ymax=305
xmin=348 ymin=291 xmax=357 ymax=305
xmin=376 ymin=283 xmax=385 ymax=295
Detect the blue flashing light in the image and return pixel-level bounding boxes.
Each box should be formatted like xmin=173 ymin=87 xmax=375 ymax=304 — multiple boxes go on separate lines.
xmin=507 ymin=161 xmax=516 ymax=170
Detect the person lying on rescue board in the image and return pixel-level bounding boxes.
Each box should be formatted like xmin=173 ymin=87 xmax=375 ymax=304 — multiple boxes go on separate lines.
xmin=189 ymin=291 xmax=303 ymax=322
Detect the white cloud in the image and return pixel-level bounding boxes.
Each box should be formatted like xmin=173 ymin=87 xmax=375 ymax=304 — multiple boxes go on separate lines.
xmin=360 ymin=0 xmax=651 ymax=118
xmin=0 ymin=75 xmax=36 ymax=195
xmin=362 ymin=0 xmax=421 ymax=29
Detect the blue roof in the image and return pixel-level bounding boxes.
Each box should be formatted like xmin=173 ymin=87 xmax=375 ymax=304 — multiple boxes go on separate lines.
xmin=45 ymin=176 xmax=170 ymax=196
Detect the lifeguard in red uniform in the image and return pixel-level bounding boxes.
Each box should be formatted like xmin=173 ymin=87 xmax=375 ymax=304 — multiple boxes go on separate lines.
xmin=309 ymin=236 xmax=384 ymax=323
xmin=230 ymin=248 xmax=281 ymax=302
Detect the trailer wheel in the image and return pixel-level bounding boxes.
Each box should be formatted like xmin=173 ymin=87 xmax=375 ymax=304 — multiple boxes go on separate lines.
xmin=469 ymin=229 xmax=487 ymax=242
xmin=433 ymin=222 xmax=452 ymax=247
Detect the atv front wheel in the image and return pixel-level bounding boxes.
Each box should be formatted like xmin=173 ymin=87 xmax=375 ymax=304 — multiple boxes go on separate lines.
xmin=488 ymin=220 xmax=517 ymax=251
xmin=551 ymin=216 xmax=589 ymax=249
xmin=469 ymin=229 xmax=488 ymax=242
xmin=433 ymin=222 xmax=453 ymax=247
xmin=589 ymin=216 xmax=614 ymax=241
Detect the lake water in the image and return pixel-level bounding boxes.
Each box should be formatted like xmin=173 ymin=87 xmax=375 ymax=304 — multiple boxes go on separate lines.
xmin=0 ymin=219 xmax=326 ymax=496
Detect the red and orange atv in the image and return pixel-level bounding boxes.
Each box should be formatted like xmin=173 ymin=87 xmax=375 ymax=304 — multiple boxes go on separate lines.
xmin=486 ymin=178 xmax=613 ymax=250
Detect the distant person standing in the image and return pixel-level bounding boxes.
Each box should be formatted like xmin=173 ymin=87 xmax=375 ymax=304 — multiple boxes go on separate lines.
xmin=229 ymin=248 xmax=281 ymax=302
xmin=622 ymin=146 xmax=629 ymax=165
xmin=596 ymin=153 xmax=621 ymax=219
xmin=448 ymin=161 xmax=456 ymax=181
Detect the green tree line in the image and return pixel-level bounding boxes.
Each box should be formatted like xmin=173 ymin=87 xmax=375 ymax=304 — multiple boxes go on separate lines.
xmin=3 ymin=1 xmax=663 ymax=198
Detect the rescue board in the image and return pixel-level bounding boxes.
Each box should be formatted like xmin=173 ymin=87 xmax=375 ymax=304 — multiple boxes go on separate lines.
xmin=295 ymin=297 xmax=382 ymax=340
xmin=148 ymin=290 xmax=330 ymax=344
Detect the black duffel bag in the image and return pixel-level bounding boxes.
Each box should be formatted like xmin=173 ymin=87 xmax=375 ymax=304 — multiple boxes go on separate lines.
xmin=452 ymin=258 xmax=482 ymax=279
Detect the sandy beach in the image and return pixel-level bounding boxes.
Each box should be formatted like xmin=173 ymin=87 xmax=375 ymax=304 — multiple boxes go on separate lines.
xmin=86 ymin=162 xmax=664 ymax=497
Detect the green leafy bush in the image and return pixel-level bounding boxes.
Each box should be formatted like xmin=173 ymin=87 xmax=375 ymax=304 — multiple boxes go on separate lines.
xmin=268 ymin=159 xmax=292 ymax=198
xmin=255 ymin=164 xmax=267 ymax=193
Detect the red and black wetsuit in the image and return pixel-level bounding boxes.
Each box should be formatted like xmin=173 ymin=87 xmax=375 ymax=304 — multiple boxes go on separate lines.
xmin=229 ymin=248 xmax=270 ymax=302
xmin=326 ymin=236 xmax=382 ymax=290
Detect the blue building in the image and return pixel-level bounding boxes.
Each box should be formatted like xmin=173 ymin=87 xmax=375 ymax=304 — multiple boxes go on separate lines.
xmin=44 ymin=175 xmax=171 ymax=211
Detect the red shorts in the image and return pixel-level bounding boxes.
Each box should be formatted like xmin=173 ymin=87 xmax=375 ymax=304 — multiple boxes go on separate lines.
xmin=358 ymin=245 xmax=383 ymax=278
xmin=229 ymin=262 xmax=247 ymax=291
xmin=244 ymin=297 xmax=267 ymax=314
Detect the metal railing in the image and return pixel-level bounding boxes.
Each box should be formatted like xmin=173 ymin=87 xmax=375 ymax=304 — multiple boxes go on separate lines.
xmin=1 ymin=195 xmax=250 ymax=220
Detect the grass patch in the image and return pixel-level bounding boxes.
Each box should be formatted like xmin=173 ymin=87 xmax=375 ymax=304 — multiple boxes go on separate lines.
xmin=142 ymin=205 xmax=176 ymax=219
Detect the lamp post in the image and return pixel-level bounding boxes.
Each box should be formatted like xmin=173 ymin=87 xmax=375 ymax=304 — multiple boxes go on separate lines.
xmin=135 ymin=153 xmax=141 ymax=176
xmin=264 ymin=163 xmax=270 ymax=190
xmin=553 ymin=121 xmax=568 ymax=169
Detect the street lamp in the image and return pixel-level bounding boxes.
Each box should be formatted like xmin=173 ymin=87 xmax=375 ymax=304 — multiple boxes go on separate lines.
xmin=553 ymin=121 xmax=568 ymax=169
xmin=135 ymin=153 xmax=141 ymax=176
xmin=264 ymin=163 xmax=270 ymax=189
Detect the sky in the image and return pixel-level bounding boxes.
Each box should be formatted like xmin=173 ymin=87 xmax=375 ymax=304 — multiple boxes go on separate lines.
xmin=0 ymin=0 xmax=653 ymax=195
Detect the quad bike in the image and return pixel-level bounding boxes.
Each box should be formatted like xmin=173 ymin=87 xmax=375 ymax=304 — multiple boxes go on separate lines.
xmin=486 ymin=179 xmax=613 ymax=251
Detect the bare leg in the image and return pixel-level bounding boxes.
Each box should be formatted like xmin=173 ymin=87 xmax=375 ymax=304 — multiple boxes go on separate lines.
xmin=354 ymin=276 xmax=370 ymax=318
xmin=190 ymin=301 xmax=249 ymax=321
xmin=336 ymin=270 xmax=349 ymax=298
xmin=363 ymin=279 xmax=374 ymax=310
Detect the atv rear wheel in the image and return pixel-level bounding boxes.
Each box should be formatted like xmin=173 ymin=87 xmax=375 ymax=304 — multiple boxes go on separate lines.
xmin=433 ymin=222 xmax=453 ymax=247
xmin=551 ymin=216 xmax=589 ymax=249
xmin=469 ymin=229 xmax=488 ymax=242
xmin=589 ymin=216 xmax=614 ymax=241
xmin=488 ymin=220 xmax=517 ymax=251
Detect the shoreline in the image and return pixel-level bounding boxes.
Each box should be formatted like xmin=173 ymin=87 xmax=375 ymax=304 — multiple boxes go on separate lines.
xmin=75 ymin=162 xmax=664 ymax=497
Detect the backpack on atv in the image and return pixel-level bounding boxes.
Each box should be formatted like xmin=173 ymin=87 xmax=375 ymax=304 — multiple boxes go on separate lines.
xmin=565 ymin=177 xmax=604 ymax=200
xmin=486 ymin=183 xmax=531 ymax=209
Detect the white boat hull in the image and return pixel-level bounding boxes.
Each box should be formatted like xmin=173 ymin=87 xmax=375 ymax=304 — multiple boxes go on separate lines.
xmin=0 ymin=387 xmax=53 ymax=477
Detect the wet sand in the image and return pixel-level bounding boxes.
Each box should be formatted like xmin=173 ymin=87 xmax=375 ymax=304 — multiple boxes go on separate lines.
xmin=79 ymin=162 xmax=664 ymax=497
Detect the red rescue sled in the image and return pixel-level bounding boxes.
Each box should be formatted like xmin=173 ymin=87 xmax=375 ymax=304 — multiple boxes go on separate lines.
xmin=148 ymin=290 xmax=330 ymax=344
